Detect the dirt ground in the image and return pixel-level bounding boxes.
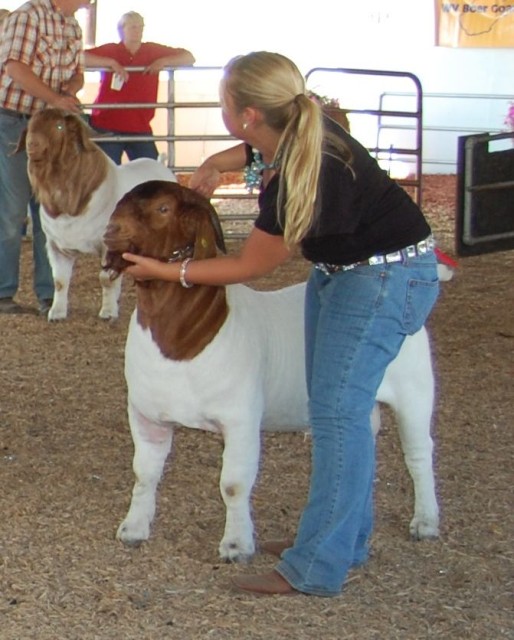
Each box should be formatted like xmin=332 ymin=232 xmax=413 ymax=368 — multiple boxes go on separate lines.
xmin=0 ymin=175 xmax=512 ymax=639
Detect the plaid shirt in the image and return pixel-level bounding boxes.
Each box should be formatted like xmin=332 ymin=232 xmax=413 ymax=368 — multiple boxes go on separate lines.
xmin=0 ymin=0 xmax=84 ymax=115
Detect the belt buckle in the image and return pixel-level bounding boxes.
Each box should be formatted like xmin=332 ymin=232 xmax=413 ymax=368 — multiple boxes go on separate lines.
xmin=368 ymin=255 xmax=385 ymax=266
xmin=417 ymin=240 xmax=428 ymax=254
xmin=416 ymin=236 xmax=435 ymax=254
xmin=384 ymin=251 xmax=402 ymax=263
xmin=315 ymin=263 xmax=331 ymax=276
xmin=405 ymin=245 xmax=417 ymax=258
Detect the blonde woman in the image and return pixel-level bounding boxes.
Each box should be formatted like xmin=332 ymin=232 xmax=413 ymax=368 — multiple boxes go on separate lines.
xmin=122 ymin=51 xmax=439 ymax=597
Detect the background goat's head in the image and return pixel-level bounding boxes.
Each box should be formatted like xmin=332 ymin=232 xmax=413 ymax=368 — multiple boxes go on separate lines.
xmin=15 ymin=108 xmax=107 ymax=217
xmin=16 ymin=108 xmax=98 ymax=164
xmin=103 ymin=180 xmax=227 ymax=276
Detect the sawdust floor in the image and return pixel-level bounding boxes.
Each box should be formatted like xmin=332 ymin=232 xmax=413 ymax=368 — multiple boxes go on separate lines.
xmin=0 ymin=175 xmax=513 ymax=639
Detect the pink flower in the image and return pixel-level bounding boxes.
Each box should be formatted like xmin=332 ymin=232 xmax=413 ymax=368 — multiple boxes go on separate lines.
xmin=307 ymin=90 xmax=340 ymax=110
xmin=505 ymin=102 xmax=514 ymax=130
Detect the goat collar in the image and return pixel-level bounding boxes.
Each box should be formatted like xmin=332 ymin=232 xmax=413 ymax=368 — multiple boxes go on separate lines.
xmin=163 ymin=244 xmax=194 ymax=264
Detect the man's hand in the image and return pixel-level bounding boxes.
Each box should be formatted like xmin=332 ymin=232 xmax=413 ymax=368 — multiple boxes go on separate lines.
xmin=51 ymin=92 xmax=82 ymax=113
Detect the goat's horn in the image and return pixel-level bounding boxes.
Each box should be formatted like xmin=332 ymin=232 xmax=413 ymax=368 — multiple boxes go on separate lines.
xmin=13 ymin=128 xmax=28 ymax=154
xmin=207 ymin=202 xmax=227 ymax=254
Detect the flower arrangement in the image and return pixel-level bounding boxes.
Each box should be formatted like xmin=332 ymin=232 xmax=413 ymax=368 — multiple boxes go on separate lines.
xmin=504 ymin=101 xmax=514 ymax=131
xmin=307 ymin=90 xmax=350 ymax=132
xmin=307 ymin=90 xmax=341 ymax=110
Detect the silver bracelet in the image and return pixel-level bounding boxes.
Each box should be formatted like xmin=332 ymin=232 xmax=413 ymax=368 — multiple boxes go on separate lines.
xmin=179 ymin=257 xmax=194 ymax=288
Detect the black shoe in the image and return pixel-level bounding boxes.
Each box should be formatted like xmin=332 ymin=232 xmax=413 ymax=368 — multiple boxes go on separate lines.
xmin=0 ymin=297 xmax=27 ymax=314
xmin=38 ymin=298 xmax=53 ymax=316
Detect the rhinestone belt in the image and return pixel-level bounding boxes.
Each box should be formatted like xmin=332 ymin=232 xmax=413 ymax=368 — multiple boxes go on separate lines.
xmin=315 ymin=236 xmax=435 ymax=275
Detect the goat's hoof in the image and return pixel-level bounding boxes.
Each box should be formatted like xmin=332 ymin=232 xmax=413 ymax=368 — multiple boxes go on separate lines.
xmin=47 ymin=313 xmax=67 ymax=322
xmin=47 ymin=305 xmax=67 ymax=321
xmin=119 ymin=538 xmax=144 ymax=549
xmin=221 ymin=552 xmax=253 ymax=564
xmin=409 ymin=518 xmax=440 ymax=540
xmin=117 ymin=530 xmax=145 ymax=548
xmin=219 ymin=541 xmax=255 ymax=563
xmin=99 ymin=309 xmax=119 ymax=321
xmin=116 ymin=520 xmax=150 ymax=545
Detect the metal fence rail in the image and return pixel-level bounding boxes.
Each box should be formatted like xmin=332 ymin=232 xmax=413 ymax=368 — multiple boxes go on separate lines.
xmin=377 ymin=91 xmax=510 ymax=170
xmin=83 ymin=65 xmax=509 ymax=235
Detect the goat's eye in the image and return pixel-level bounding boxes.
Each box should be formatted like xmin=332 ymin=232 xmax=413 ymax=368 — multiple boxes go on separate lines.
xmin=157 ymin=204 xmax=170 ymax=214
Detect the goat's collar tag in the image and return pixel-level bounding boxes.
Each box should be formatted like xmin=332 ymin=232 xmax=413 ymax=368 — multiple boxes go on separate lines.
xmin=165 ymin=244 xmax=194 ymax=263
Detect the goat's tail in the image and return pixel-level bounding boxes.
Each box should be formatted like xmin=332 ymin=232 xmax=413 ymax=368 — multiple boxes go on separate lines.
xmin=435 ymin=247 xmax=457 ymax=282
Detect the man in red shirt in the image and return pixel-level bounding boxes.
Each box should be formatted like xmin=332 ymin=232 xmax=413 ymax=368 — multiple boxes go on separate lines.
xmin=85 ymin=11 xmax=195 ymax=164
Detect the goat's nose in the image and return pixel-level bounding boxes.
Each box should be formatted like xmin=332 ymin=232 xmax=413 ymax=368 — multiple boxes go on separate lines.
xmin=26 ymin=137 xmax=40 ymax=151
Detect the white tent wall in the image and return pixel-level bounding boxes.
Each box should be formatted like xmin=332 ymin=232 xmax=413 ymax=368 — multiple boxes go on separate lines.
xmin=2 ymin=0 xmax=512 ymax=172
xmin=88 ymin=0 xmax=514 ymax=174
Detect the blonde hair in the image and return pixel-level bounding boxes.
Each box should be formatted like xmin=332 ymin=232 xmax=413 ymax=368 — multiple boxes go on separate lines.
xmin=222 ymin=51 xmax=324 ymax=246
xmin=117 ymin=11 xmax=144 ymax=39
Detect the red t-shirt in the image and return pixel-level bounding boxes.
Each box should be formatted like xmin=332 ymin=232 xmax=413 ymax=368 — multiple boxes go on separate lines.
xmin=87 ymin=41 xmax=177 ymax=133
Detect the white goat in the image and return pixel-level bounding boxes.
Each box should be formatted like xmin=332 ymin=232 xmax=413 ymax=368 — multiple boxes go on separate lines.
xmin=103 ymin=180 xmax=440 ymax=562
xmin=17 ymin=108 xmax=175 ymax=320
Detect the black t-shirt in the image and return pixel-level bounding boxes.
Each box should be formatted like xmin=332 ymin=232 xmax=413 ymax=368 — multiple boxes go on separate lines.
xmin=253 ymin=116 xmax=431 ymax=265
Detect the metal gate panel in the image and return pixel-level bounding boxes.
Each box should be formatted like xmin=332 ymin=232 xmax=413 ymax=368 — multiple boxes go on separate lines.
xmin=305 ymin=67 xmax=423 ymax=206
xmin=456 ymin=132 xmax=514 ymax=257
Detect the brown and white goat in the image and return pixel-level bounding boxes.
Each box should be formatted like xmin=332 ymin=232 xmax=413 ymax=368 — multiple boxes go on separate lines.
xmin=103 ymin=180 xmax=439 ymax=562
xmin=16 ymin=108 xmax=175 ymax=320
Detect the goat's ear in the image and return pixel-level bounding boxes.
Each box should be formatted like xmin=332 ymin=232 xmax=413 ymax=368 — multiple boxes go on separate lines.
xmin=191 ymin=208 xmax=221 ymax=260
xmin=180 ymin=186 xmax=227 ymax=257
xmin=65 ymin=113 xmax=96 ymax=152
xmin=13 ymin=128 xmax=28 ymax=154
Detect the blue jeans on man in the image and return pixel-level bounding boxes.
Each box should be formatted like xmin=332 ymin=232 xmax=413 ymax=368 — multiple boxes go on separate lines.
xmin=91 ymin=126 xmax=158 ymax=165
xmin=0 ymin=111 xmax=54 ymax=313
xmin=276 ymin=252 xmax=439 ymax=596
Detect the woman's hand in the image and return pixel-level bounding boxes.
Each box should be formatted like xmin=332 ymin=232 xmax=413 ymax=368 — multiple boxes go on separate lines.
xmin=189 ymin=145 xmax=247 ymax=198
xmin=189 ymin=163 xmax=222 ymax=198
xmin=122 ymin=253 xmax=173 ymax=281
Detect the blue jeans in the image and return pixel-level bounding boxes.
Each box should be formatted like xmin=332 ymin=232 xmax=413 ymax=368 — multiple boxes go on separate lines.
xmin=92 ymin=127 xmax=158 ymax=165
xmin=0 ymin=112 xmax=54 ymax=302
xmin=276 ymin=251 xmax=439 ymax=596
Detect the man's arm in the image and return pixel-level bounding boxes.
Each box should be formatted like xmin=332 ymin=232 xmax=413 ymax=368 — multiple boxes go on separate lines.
xmin=145 ymin=48 xmax=196 ymax=74
xmin=61 ymin=72 xmax=84 ymax=97
xmin=5 ymin=60 xmax=82 ymax=112
xmin=84 ymin=51 xmax=129 ymax=82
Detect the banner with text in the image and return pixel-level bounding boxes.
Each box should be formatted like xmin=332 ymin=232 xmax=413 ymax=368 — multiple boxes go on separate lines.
xmin=435 ymin=1 xmax=514 ymax=47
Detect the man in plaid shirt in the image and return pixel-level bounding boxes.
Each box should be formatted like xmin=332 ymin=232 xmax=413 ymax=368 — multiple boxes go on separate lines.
xmin=0 ymin=0 xmax=92 ymax=315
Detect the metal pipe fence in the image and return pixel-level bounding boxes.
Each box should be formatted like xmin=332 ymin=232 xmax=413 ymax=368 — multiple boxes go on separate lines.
xmin=84 ymin=65 xmax=509 ymax=235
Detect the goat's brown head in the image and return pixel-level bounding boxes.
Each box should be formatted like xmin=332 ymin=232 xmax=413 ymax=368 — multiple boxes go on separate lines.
xmin=15 ymin=108 xmax=98 ymax=164
xmin=15 ymin=108 xmax=108 ymax=218
xmin=103 ymin=180 xmax=227 ymax=276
